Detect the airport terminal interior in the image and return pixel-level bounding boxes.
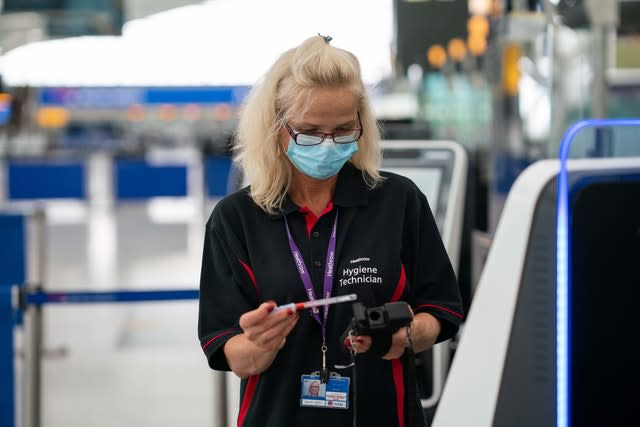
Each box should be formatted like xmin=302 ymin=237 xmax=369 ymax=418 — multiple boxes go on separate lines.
xmin=0 ymin=1 xmax=639 ymax=427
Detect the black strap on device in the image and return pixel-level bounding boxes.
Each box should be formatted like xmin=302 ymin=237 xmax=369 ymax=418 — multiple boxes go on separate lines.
xmin=344 ymin=331 xmax=418 ymax=427
xmin=340 ymin=302 xmax=418 ymax=427
xmin=369 ymin=330 xmax=393 ymax=357
xmin=404 ymin=345 xmax=417 ymax=427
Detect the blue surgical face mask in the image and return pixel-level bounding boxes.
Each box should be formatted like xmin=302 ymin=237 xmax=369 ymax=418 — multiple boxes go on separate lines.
xmin=286 ymin=138 xmax=358 ymax=180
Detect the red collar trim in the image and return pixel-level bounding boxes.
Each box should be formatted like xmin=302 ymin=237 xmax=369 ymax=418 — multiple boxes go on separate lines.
xmin=298 ymin=200 xmax=334 ymax=237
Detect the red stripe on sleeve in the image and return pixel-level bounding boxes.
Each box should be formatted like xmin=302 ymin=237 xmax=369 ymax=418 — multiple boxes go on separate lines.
xmin=238 ymin=259 xmax=260 ymax=298
xmin=390 ymin=264 xmax=406 ymax=302
xmin=413 ymin=303 xmax=463 ymax=319
xmin=237 ymin=374 xmax=260 ymax=427
xmin=392 ymin=359 xmax=405 ymax=427
xmin=201 ymin=329 xmax=235 ymax=350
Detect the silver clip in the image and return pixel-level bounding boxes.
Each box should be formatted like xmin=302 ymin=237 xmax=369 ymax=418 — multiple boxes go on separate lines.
xmin=321 ymin=342 xmax=329 ymax=383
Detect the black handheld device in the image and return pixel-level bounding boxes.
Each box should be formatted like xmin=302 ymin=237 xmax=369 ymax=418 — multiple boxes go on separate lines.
xmin=350 ymin=301 xmax=413 ymax=336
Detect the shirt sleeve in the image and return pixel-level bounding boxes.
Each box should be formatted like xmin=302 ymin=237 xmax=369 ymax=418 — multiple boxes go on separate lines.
xmin=401 ymin=182 xmax=464 ymax=343
xmin=197 ymin=202 xmax=261 ymax=370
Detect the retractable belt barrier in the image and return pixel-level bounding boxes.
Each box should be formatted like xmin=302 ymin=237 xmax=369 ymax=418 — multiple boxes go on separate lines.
xmin=1 ymin=285 xmax=203 ymax=427
xmin=0 ymin=211 xmax=204 ymax=427
xmin=25 ymin=288 xmax=199 ymax=305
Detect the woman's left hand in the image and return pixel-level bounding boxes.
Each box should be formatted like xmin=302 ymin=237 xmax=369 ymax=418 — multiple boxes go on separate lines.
xmin=382 ymin=327 xmax=410 ymax=360
xmin=343 ymin=311 xmax=440 ymax=360
xmin=342 ymin=325 xmax=409 ymax=360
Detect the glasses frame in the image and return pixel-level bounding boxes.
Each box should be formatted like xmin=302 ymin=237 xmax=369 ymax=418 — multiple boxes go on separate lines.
xmin=285 ymin=113 xmax=363 ymax=146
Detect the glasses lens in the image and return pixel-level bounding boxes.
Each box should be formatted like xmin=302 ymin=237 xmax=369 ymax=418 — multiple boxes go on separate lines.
xmin=333 ymin=131 xmax=359 ymax=144
xmin=296 ymin=133 xmax=324 ymax=146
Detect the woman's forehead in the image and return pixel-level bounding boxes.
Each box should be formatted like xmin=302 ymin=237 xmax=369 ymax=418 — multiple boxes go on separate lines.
xmin=289 ymin=87 xmax=359 ymax=125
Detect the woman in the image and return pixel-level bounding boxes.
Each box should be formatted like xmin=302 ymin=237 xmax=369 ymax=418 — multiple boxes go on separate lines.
xmin=198 ymin=34 xmax=463 ymax=427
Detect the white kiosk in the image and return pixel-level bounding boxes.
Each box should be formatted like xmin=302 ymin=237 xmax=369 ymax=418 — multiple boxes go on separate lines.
xmin=433 ymin=157 xmax=640 ymax=427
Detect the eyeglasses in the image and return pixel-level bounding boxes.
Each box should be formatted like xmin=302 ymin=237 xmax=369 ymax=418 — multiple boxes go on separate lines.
xmin=285 ymin=114 xmax=363 ymax=146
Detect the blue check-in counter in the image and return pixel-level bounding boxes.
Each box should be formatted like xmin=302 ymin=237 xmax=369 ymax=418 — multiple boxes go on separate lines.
xmin=113 ymin=158 xmax=188 ymax=201
xmin=2 ymin=153 xmax=237 ymax=205
xmin=6 ymin=159 xmax=86 ymax=201
xmin=203 ymin=155 xmax=234 ymax=198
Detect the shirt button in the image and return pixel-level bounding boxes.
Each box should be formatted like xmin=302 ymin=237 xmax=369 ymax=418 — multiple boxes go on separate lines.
xmin=312 ymin=231 xmax=320 ymax=238
xmin=314 ymin=261 xmax=322 ymax=268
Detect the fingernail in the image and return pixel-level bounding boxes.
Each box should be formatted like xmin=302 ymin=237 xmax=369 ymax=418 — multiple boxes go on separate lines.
xmin=343 ymin=339 xmax=352 ymax=349
xmin=355 ymin=338 xmax=364 ymax=343
xmin=287 ymin=309 xmax=295 ymax=316
xmin=267 ymin=304 xmax=275 ymax=313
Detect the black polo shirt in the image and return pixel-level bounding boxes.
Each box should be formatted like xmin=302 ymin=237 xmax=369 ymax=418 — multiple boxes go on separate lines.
xmin=198 ymin=162 xmax=463 ymax=427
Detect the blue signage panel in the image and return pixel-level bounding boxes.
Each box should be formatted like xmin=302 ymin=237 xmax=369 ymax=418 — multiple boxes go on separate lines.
xmin=144 ymin=87 xmax=250 ymax=105
xmin=38 ymin=86 xmax=251 ymax=108
xmin=39 ymin=87 xmax=144 ymax=108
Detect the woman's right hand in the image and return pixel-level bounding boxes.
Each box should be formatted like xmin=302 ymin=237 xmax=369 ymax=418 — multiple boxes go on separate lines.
xmin=239 ymin=301 xmax=299 ymax=351
xmin=224 ymin=301 xmax=299 ymax=378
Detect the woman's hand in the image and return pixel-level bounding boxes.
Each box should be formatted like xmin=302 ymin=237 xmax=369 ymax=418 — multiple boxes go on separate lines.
xmin=382 ymin=327 xmax=411 ymax=360
xmin=343 ymin=334 xmax=372 ymax=354
xmin=239 ymin=301 xmax=299 ymax=351
xmin=342 ymin=328 xmax=407 ymax=360
xmin=224 ymin=301 xmax=299 ymax=378
xmin=343 ymin=312 xmax=441 ymax=360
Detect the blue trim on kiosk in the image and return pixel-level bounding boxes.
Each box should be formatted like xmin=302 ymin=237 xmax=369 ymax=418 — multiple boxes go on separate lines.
xmin=556 ymin=118 xmax=640 ymax=427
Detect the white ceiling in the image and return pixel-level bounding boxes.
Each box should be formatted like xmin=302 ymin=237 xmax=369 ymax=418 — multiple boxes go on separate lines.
xmin=0 ymin=0 xmax=393 ymax=87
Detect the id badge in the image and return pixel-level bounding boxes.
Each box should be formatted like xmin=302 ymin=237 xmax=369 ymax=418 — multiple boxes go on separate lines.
xmin=300 ymin=373 xmax=350 ymax=409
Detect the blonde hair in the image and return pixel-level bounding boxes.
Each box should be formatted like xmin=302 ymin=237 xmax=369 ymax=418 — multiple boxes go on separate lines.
xmin=233 ymin=35 xmax=383 ymax=214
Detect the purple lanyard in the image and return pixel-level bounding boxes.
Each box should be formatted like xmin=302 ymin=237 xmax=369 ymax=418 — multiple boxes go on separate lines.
xmin=284 ymin=209 xmax=338 ymax=341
